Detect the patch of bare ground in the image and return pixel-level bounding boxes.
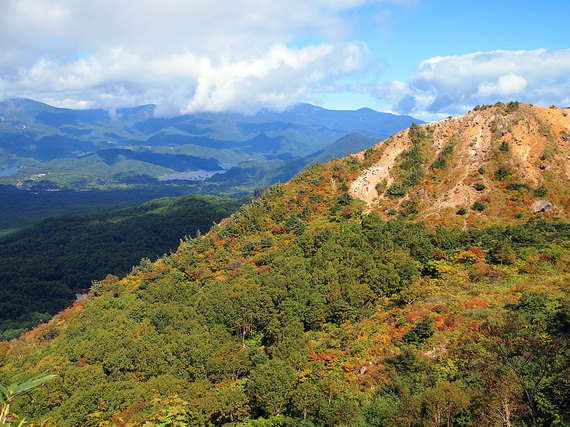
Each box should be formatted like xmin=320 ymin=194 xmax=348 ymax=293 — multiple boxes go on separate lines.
xmin=349 ymin=129 xmax=410 ymax=206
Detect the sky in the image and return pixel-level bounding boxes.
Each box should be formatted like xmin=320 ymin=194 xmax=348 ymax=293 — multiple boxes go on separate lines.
xmin=1 ymin=0 xmax=569 ymax=120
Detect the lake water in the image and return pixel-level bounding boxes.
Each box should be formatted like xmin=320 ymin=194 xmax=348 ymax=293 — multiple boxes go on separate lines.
xmin=0 ymin=167 xmax=20 ymax=177
xmin=159 ymin=163 xmax=236 ymax=182
xmin=159 ymin=169 xmax=228 ymax=181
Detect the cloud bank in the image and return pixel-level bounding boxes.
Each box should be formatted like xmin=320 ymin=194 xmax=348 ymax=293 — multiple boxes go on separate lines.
xmin=0 ymin=0 xmax=386 ymax=114
xmin=371 ymin=49 xmax=570 ymax=119
xmin=1 ymin=2 xmax=567 ymax=118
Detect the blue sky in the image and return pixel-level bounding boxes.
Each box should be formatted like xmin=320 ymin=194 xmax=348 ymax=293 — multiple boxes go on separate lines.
xmin=0 ymin=0 xmax=568 ymax=119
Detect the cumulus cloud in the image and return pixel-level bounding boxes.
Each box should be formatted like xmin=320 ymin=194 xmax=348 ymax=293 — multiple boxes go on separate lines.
xmin=0 ymin=0 xmax=406 ymax=114
xmin=369 ymin=49 xmax=570 ymax=119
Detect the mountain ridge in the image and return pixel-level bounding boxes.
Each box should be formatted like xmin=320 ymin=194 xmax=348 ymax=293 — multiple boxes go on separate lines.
xmin=349 ymin=102 xmax=569 ymax=225
xmin=0 ymin=98 xmax=420 ymax=192
xmin=0 ymin=102 xmax=567 ymax=426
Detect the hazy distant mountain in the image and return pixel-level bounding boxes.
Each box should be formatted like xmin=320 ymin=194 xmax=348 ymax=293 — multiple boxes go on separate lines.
xmin=309 ymin=132 xmax=379 ymax=162
xmin=0 ymin=98 xmax=421 ymax=192
xmin=256 ymin=103 xmax=419 ymax=138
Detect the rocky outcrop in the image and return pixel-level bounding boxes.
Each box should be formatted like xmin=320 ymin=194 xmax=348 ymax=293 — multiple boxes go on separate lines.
xmin=531 ymin=200 xmax=554 ymax=213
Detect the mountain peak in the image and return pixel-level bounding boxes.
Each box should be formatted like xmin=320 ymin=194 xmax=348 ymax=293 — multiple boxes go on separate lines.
xmin=349 ymin=102 xmax=570 ymax=225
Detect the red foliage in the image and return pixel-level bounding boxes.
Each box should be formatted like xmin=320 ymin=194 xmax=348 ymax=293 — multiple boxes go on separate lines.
xmin=469 ymin=321 xmax=479 ymax=332
xmin=539 ymin=253 xmax=553 ymax=263
xmin=406 ymin=310 xmax=425 ymax=323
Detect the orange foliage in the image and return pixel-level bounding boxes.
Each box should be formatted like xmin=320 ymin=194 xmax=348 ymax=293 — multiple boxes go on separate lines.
xmin=185 ymin=268 xmax=204 ymax=280
xmin=434 ymin=315 xmax=445 ymax=330
xmin=343 ymin=362 xmax=354 ymax=372
xmin=271 ymin=225 xmax=285 ymax=234
xmin=256 ymin=265 xmax=271 ymax=274
xmin=461 ymin=298 xmax=490 ymax=309
xmin=406 ymin=310 xmax=425 ymax=323
xmin=310 ymin=352 xmax=339 ymax=366
xmin=0 ymin=342 xmax=10 ymax=358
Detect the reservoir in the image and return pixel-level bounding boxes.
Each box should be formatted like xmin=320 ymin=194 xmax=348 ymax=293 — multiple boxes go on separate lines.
xmin=159 ymin=169 xmax=228 ymax=181
xmin=159 ymin=163 xmax=235 ymax=181
xmin=0 ymin=167 xmax=21 ymax=177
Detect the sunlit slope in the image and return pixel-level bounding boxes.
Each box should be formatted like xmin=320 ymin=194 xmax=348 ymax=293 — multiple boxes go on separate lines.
xmin=0 ymin=103 xmax=567 ymax=426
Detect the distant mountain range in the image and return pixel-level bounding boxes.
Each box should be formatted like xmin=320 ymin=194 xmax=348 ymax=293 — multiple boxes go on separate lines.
xmin=0 ymin=98 xmax=421 ymax=194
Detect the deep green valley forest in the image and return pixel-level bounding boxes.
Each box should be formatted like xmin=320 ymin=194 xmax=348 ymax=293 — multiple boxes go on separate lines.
xmin=0 ymin=194 xmax=246 ymax=340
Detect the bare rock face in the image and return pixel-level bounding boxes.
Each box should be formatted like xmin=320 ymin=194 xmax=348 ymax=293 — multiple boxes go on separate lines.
xmin=531 ymin=200 xmax=554 ymax=213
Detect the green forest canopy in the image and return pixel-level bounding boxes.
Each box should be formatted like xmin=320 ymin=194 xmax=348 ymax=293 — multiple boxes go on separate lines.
xmin=0 ymin=154 xmax=568 ymax=426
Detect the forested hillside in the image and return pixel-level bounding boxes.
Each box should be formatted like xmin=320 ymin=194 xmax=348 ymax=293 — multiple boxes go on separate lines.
xmin=0 ymin=194 xmax=246 ymax=340
xmin=0 ymin=104 xmax=568 ymax=426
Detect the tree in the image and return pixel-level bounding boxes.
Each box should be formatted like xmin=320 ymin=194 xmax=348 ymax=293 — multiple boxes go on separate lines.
xmin=478 ymin=310 xmax=568 ymax=426
xmin=248 ymin=360 xmax=296 ymax=417
xmin=402 ymin=316 xmax=435 ymax=346
xmin=291 ymin=379 xmax=319 ymax=421
xmin=487 ymin=239 xmax=516 ymax=265
xmin=421 ymin=381 xmax=470 ymax=427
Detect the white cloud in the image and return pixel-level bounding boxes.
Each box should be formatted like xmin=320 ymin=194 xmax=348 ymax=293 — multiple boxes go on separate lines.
xmin=0 ymin=0 xmax=404 ymax=114
xmin=476 ymin=73 xmax=527 ymax=97
xmin=370 ymin=49 xmax=570 ymax=118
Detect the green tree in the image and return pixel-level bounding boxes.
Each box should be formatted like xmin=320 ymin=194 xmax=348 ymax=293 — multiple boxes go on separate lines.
xmin=479 ymin=308 xmax=568 ymax=426
xmin=421 ymin=381 xmax=470 ymax=427
xmin=248 ymin=360 xmax=296 ymax=417
xmin=402 ymin=316 xmax=435 ymax=346
xmin=487 ymin=239 xmax=516 ymax=265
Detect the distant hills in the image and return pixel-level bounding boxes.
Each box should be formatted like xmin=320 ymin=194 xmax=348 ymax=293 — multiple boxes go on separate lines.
xmin=0 ymin=98 xmax=420 ymax=193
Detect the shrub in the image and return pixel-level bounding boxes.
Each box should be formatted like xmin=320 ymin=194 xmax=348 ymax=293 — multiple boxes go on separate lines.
xmin=431 ymin=143 xmax=454 ymax=171
xmin=494 ymin=166 xmax=511 ymax=181
xmin=477 ymin=167 xmax=486 ymax=175
xmin=472 ymin=200 xmax=486 ymax=211
xmin=387 ymin=183 xmax=407 ymax=197
xmin=506 ymin=183 xmax=530 ymax=192
xmin=499 ymin=141 xmax=510 ymax=152
xmin=534 ymin=185 xmax=548 ymax=198
xmin=475 ymin=183 xmax=486 ymax=191
xmin=456 ymin=206 xmax=467 ymax=215
xmin=375 ymin=179 xmax=387 ymax=195
xmin=506 ymin=101 xmax=520 ymax=112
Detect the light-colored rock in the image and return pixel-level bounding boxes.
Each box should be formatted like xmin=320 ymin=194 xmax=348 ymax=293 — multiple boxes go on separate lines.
xmin=531 ymin=200 xmax=554 ymax=213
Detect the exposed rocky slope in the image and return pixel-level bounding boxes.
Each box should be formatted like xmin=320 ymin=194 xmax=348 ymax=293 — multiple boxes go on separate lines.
xmin=350 ymin=102 xmax=569 ymax=226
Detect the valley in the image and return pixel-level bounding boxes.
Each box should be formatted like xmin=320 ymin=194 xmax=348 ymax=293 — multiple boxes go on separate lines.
xmin=0 ymin=193 xmax=248 ymax=340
